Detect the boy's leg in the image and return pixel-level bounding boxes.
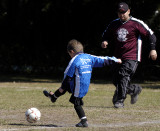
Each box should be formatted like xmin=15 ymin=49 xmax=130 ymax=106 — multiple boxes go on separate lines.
xmin=74 ymin=105 xmax=88 ymax=127
xmin=43 ymin=88 xmax=66 ymax=103
xmin=69 ymin=95 xmax=88 ymax=127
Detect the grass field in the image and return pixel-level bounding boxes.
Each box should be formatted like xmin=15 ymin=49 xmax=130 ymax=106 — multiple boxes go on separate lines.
xmin=0 ymin=77 xmax=160 ymax=131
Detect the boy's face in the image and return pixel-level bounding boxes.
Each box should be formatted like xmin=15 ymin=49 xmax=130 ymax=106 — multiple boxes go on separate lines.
xmin=68 ymin=50 xmax=76 ymax=58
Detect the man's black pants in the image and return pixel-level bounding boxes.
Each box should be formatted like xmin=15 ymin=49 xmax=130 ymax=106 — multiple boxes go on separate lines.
xmin=112 ymin=60 xmax=139 ymax=101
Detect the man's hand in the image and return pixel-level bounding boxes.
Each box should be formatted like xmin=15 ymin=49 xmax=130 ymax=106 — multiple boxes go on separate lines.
xmin=101 ymin=41 xmax=108 ymax=48
xmin=149 ymin=50 xmax=157 ymax=60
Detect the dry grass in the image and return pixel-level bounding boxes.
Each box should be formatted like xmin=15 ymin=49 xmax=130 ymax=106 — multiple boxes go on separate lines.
xmin=0 ymin=79 xmax=160 ymax=131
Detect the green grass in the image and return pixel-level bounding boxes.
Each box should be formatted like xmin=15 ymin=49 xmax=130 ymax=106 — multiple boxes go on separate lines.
xmin=0 ymin=79 xmax=160 ymax=130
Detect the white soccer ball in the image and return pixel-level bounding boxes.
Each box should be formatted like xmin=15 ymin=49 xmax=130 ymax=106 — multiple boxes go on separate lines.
xmin=25 ymin=107 xmax=41 ymax=123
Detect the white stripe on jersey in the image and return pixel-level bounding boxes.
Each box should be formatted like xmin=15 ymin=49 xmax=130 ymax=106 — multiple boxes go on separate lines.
xmin=63 ymin=54 xmax=79 ymax=79
xmin=131 ymin=17 xmax=153 ymax=35
xmin=90 ymin=54 xmax=109 ymax=60
xmin=74 ymin=68 xmax=80 ymax=97
xmin=138 ymin=36 xmax=142 ymax=61
xmin=82 ymin=71 xmax=91 ymax=74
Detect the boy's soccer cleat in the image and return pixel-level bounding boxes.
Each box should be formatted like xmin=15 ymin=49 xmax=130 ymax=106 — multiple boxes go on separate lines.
xmin=130 ymin=86 xmax=142 ymax=104
xmin=43 ymin=90 xmax=57 ymax=103
xmin=43 ymin=90 xmax=50 ymax=97
xmin=75 ymin=119 xmax=88 ymax=127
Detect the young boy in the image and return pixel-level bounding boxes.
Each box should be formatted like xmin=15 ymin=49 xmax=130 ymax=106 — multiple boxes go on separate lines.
xmin=43 ymin=39 xmax=121 ymax=127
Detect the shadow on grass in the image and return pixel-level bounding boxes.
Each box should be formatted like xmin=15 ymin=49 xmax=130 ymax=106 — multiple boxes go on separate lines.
xmin=142 ymin=85 xmax=160 ymax=89
xmin=0 ymin=75 xmax=159 ymax=89
xmin=86 ymin=105 xmax=114 ymax=109
xmin=8 ymin=123 xmax=62 ymax=127
xmin=40 ymin=104 xmax=114 ymax=109
xmin=0 ymin=75 xmax=62 ymax=83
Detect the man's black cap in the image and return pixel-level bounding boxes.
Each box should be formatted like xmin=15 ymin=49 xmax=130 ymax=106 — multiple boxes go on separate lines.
xmin=118 ymin=2 xmax=129 ymax=13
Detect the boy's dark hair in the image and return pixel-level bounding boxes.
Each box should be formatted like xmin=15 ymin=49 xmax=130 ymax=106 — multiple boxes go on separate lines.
xmin=67 ymin=39 xmax=84 ymax=53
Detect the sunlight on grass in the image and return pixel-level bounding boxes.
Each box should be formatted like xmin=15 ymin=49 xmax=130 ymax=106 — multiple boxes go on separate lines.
xmin=0 ymin=81 xmax=160 ymax=130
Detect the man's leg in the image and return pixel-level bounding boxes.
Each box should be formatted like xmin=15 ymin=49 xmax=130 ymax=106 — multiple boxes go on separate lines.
xmin=127 ymin=84 xmax=142 ymax=104
xmin=113 ymin=76 xmax=128 ymax=108
xmin=112 ymin=64 xmax=122 ymax=105
xmin=112 ymin=63 xmax=127 ymax=108
xmin=113 ymin=60 xmax=140 ymax=108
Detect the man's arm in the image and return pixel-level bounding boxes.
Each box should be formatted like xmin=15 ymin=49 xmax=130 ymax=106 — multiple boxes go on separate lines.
xmin=137 ymin=20 xmax=157 ymax=61
xmin=101 ymin=21 xmax=113 ymax=48
xmin=148 ymin=34 xmax=157 ymax=60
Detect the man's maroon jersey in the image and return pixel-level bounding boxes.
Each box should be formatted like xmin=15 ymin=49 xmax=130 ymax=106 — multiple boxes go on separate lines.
xmin=102 ymin=17 xmax=156 ymax=61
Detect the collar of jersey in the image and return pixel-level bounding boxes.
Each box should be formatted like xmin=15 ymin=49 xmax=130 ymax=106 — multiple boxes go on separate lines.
xmin=120 ymin=16 xmax=132 ymax=24
xmin=76 ymin=52 xmax=84 ymax=55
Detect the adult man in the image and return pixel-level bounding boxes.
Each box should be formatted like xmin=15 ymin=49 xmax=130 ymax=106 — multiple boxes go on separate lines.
xmin=101 ymin=2 xmax=157 ymax=108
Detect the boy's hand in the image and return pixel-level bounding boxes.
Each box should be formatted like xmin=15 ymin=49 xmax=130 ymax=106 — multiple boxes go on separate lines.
xmin=117 ymin=59 xmax=122 ymax=64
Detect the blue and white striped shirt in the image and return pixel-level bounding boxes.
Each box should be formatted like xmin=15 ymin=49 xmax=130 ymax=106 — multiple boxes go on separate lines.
xmin=63 ymin=53 xmax=119 ymax=98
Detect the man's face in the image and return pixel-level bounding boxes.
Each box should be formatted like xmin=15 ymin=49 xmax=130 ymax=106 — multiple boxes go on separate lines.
xmin=118 ymin=9 xmax=130 ymax=21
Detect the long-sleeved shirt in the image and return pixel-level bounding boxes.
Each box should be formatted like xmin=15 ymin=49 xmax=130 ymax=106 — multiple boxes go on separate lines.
xmin=102 ymin=16 xmax=156 ymax=61
xmin=61 ymin=53 xmax=119 ymax=98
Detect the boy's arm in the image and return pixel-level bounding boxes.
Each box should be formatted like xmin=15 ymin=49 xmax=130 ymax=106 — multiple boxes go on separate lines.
xmin=92 ymin=56 xmax=121 ymax=67
xmin=103 ymin=56 xmax=122 ymax=66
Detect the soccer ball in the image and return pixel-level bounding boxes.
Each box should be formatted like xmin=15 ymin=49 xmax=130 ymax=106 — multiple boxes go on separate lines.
xmin=25 ymin=107 xmax=41 ymax=123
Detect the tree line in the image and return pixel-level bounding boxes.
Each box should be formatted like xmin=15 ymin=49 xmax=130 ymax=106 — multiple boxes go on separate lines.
xmin=0 ymin=0 xmax=159 ymax=80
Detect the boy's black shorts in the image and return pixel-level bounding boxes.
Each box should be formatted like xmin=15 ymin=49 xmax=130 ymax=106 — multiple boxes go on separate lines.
xmin=61 ymin=77 xmax=84 ymax=106
xmin=69 ymin=94 xmax=84 ymax=106
xmin=61 ymin=76 xmax=83 ymax=106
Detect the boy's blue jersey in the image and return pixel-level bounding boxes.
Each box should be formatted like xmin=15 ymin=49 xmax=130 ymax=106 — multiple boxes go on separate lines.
xmin=63 ymin=53 xmax=118 ymax=98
